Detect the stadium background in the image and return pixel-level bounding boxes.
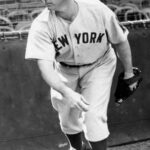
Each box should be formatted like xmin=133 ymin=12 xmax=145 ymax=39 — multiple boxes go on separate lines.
xmin=0 ymin=0 xmax=150 ymax=149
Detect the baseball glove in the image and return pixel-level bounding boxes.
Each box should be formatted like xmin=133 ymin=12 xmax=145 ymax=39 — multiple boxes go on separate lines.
xmin=114 ymin=67 xmax=143 ymax=105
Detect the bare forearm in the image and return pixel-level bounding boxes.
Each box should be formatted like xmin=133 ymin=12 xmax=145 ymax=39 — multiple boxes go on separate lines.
xmin=37 ymin=60 xmax=71 ymax=96
xmin=114 ymin=40 xmax=133 ymax=76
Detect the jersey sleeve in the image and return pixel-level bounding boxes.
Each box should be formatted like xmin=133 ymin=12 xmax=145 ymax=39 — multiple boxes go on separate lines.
xmin=101 ymin=4 xmax=129 ymax=44
xmin=25 ymin=20 xmax=55 ymax=61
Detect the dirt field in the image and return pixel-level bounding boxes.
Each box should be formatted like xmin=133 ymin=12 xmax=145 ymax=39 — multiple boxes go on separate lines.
xmin=108 ymin=140 xmax=150 ymax=150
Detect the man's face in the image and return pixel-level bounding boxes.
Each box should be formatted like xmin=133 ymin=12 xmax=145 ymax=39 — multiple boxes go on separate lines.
xmin=41 ymin=0 xmax=66 ymax=10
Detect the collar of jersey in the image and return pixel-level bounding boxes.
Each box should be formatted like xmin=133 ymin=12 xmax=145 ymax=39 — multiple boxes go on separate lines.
xmin=35 ymin=7 xmax=50 ymax=22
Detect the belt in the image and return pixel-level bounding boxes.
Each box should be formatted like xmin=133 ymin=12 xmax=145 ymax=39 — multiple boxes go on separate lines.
xmin=59 ymin=62 xmax=93 ymax=68
xmin=59 ymin=49 xmax=110 ymax=68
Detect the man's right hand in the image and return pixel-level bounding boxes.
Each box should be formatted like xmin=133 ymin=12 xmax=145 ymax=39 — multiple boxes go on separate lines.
xmin=62 ymin=88 xmax=90 ymax=112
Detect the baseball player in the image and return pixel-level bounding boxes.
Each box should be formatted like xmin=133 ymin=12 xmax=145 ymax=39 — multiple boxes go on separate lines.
xmin=25 ymin=0 xmax=138 ymax=149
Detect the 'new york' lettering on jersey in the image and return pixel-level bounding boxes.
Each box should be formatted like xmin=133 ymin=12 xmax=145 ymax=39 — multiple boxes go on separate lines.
xmin=53 ymin=32 xmax=105 ymax=53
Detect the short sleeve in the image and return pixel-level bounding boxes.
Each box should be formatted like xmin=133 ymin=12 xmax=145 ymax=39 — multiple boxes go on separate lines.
xmin=102 ymin=4 xmax=129 ymax=44
xmin=25 ymin=20 xmax=55 ymax=61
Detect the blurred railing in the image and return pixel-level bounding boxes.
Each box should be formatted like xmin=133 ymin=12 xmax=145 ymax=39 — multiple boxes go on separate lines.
xmin=0 ymin=0 xmax=150 ymax=40
xmin=106 ymin=0 xmax=150 ymax=8
xmin=1 ymin=19 xmax=150 ymax=41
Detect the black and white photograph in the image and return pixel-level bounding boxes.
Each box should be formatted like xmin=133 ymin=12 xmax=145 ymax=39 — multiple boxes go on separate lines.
xmin=0 ymin=0 xmax=149 ymax=149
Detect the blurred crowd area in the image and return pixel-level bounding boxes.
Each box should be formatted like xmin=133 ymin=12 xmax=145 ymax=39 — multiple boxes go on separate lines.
xmin=0 ymin=0 xmax=150 ymax=32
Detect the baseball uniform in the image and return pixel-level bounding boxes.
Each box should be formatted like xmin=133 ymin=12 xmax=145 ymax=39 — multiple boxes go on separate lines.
xmin=25 ymin=0 xmax=128 ymax=142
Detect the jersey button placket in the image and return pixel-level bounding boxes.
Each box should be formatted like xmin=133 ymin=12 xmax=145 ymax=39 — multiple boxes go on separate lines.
xmin=69 ymin=27 xmax=79 ymax=65
xmin=74 ymin=42 xmax=81 ymax=65
xmin=75 ymin=46 xmax=81 ymax=65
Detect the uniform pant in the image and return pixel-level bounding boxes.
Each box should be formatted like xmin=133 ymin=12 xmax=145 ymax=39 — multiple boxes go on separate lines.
xmin=51 ymin=49 xmax=117 ymax=142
